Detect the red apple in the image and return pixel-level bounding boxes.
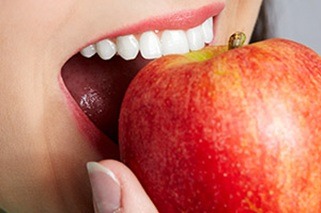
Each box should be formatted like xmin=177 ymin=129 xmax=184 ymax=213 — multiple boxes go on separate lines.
xmin=119 ymin=38 xmax=321 ymax=212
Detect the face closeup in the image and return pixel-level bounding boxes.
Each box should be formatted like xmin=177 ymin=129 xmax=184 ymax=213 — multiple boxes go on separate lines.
xmin=0 ymin=0 xmax=262 ymax=211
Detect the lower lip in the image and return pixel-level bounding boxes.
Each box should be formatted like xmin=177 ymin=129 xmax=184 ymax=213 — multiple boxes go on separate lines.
xmin=58 ymin=74 xmax=120 ymax=159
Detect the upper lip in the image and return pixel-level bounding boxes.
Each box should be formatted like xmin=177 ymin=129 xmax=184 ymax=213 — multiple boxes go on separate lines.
xmin=82 ymin=2 xmax=225 ymax=50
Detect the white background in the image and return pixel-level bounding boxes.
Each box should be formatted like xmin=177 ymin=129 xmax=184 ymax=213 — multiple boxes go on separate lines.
xmin=268 ymin=0 xmax=321 ymax=54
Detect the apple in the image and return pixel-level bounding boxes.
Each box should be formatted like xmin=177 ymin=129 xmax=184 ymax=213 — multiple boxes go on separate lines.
xmin=119 ymin=37 xmax=321 ymax=212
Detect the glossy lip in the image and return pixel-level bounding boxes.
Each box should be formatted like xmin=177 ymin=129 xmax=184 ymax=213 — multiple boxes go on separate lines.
xmin=81 ymin=1 xmax=225 ymax=51
xmin=58 ymin=74 xmax=120 ymax=159
xmin=61 ymin=2 xmax=226 ymax=156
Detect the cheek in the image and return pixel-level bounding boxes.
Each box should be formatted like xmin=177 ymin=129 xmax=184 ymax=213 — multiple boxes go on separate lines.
xmin=1 ymin=0 xmax=77 ymax=44
xmin=237 ymin=0 xmax=263 ymax=31
xmin=214 ymin=0 xmax=262 ymax=44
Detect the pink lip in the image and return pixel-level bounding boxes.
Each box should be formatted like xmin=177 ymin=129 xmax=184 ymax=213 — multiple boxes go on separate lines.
xmin=58 ymin=75 xmax=120 ymax=159
xmin=90 ymin=2 xmax=225 ymax=44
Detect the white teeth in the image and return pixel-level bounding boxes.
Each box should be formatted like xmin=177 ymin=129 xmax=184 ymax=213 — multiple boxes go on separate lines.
xmin=139 ymin=31 xmax=162 ymax=59
xmin=96 ymin=39 xmax=117 ymax=60
xmin=186 ymin=25 xmax=205 ymax=51
xmin=161 ymin=30 xmax=189 ymax=56
xmin=202 ymin=17 xmax=214 ymax=44
xmin=116 ymin=35 xmax=139 ymax=60
xmin=80 ymin=44 xmax=96 ymax=58
xmin=80 ymin=17 xmax=215 ymax=60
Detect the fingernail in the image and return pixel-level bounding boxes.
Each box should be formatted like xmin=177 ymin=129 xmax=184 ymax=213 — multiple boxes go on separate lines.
xmin=87 ymin=162 xmax=121 ymax=213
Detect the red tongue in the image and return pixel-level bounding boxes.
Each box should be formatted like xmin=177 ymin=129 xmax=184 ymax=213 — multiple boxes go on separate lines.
xmin=61 ymin=53 xmax=151 ymax=142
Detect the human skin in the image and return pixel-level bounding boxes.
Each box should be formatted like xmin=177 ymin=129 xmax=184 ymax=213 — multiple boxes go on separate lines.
xmin=0 ymin=0 xmax=262 ymax=212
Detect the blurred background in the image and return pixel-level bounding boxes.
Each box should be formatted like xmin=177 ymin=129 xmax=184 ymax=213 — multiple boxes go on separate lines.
xmin=252 ymin=0 xmax=321 ymax=54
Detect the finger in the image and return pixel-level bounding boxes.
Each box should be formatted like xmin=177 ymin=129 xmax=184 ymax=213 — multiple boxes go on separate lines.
xmin=87 ymin=160 xmax=158 ymax=213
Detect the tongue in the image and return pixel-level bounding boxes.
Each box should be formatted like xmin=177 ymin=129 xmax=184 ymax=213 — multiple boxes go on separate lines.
xmin=61 ymin=53 xmax=151 ymax=142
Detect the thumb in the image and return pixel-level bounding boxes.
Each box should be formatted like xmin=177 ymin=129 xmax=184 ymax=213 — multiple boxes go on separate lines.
xmin=87 ymin=160 xmax=158 ymax=213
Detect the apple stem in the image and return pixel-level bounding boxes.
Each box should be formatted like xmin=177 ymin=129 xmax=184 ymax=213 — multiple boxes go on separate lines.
xmin=228 ymin=32 xmax=246 ymax=50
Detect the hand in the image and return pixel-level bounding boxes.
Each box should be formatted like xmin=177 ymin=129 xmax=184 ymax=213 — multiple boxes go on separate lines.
xmin=87 ymin=160 xmax=158 ymax=213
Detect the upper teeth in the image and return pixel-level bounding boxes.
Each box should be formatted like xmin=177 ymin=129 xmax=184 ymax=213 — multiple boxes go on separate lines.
xmin=80 ymin=17 xmax=214 ymax=60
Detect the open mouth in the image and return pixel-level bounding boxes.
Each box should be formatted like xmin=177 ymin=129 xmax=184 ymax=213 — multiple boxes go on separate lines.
xmin=60 ymin=3 xmax=224 ymax=150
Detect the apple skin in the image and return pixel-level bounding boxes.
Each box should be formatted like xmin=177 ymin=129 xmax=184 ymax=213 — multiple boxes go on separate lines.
xmin=119 ymin=39 xmax=321 ymax=212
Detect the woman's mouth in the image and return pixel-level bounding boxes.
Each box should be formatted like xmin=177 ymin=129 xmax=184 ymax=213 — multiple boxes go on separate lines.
xmin=60 ymin=2 xmax=225 ymax=152
xmin=80 ymin=17 xmax=214 ymax=61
